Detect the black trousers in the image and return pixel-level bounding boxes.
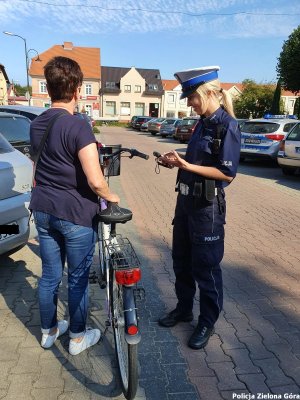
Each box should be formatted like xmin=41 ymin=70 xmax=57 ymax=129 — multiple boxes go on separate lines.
xmin=172 ymin=193 xmax=226 ymax=327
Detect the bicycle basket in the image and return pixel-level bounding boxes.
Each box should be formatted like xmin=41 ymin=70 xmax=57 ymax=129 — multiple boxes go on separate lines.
xmin=99 ymin=144 xmax=121 ymax=177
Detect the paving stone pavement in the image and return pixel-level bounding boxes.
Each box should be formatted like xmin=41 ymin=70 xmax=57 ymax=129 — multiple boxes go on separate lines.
xmin=0 ymin=126 xmax=300 ymax=400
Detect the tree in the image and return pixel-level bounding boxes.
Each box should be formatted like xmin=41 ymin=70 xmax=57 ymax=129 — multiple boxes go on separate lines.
xmin=277 ymin=25 xmax=300 ymax=94
xmin=233 ymin=79 xmax=275 ymax=118
xmin=294 ymin=97 xmax=300 ymax=118
xmin=13 ymin=83 xmax=31 ymax=96
xmin=270 ymin=80 xmax=282 ymax=115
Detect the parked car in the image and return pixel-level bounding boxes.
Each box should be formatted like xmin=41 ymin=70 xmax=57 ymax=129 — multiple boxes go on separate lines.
xmin=0 ymin=105 xmax=46 ymax=120
xmin=237 ymin=118 xmax=248 ymax=130
xmin=160 ymin=118 xmax=182 ymax=138
xmin=277 ymin=122 xmax=300 ymax=175
xmin=0 ymin=112 xmax=32 ymax=159
xmin=240 ymin=115 xmax=298 ymax=161
xmin=132 ymin=116 xmax=153 ymax=130
xmin=147 ymin=118 xmax=166 ymax=135
xmin=74 ymin=112 xmax=95 ymax=127
xmin=129 ymin=115 xmax=142 ymax=128
xmin=174 ymin=117 xmax=199 ymax=143
xmin=0 ymin=105 xmax=95 ymax=127
xmin=140 ymin=118 xmax=156 ymax=132
xmin=0 ymin=133 xmax=34 ymax=255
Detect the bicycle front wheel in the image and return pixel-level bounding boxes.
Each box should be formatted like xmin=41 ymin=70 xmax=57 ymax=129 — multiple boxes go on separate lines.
xmin=110 ymin=270 xmax=138 ymax=400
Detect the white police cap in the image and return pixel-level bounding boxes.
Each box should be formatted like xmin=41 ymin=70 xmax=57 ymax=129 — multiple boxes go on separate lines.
xmin=174 ymin=66 xmax=220 ymax=99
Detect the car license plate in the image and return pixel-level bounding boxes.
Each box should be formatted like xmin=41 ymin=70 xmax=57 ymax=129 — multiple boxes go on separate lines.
xmin=0 ymin=222 xmax=19 ymax=241
xmin=244 ymin=138 xmax=261 ymax=144
xmin=180 ymin=129 xmax=188 ymax=133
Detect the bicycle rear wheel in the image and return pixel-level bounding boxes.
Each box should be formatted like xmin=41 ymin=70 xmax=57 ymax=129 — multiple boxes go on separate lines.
xmin=110 ymin=269 xmax=138 ymax=400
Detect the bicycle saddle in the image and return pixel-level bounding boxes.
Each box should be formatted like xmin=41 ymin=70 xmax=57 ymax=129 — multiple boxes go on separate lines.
xmin=97 ymin=202 xmax=132 ymax=224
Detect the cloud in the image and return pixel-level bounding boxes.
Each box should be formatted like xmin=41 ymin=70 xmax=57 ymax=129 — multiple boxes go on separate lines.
xmin=1 ymin=0 xmax=299 ymax=37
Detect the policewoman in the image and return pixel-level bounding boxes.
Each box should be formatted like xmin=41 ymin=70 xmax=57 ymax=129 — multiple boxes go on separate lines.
xmin=158 ymin=66 xmax=241 ymax=349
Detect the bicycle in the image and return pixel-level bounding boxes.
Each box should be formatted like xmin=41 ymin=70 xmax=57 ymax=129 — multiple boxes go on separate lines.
xmin=90 ymin=144 xmax=149 ymax=400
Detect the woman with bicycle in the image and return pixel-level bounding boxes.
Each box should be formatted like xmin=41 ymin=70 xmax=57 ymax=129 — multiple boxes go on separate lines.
xmin=158 ymin=66 xmax=241 ymax=349
xmin=30 ymin=56 xmax=119 ymax=355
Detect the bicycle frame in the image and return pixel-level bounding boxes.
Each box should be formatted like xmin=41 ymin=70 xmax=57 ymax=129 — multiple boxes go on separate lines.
xmin=94 ymin=146 xmax=149 ymax=400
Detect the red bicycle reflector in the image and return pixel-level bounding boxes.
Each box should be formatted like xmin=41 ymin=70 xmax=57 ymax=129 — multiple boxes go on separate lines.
xmin=127 ymin=324 xmax=139 ymax=335
xmin=115 ymin=268 xmax=141 ymax=285
xmin=265 ymin=134 xmax=285 ymax=141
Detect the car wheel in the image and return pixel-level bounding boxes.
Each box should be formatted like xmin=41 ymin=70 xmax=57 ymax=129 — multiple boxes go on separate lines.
xmin=151 ymin=132 xmax=156 ymax=136
xmin=179 ymin=140 xmax=185 ymax=144
xmin=161 ymin=135 xmax=167 ymax=138
xmin=282 ymin=167 xmax=295 ymax=176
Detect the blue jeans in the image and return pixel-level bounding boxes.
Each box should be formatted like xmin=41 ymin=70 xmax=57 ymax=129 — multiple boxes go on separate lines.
xmin=33 ymin=211 xmax=96 ymax=338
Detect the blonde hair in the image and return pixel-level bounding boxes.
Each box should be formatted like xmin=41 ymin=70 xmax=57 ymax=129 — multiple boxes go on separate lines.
xmin=196 ymin=79 xmax=236 ymax=118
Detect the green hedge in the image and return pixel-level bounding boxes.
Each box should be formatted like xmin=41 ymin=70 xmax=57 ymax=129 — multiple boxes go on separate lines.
xmin=95 ymin=121 xmax=129 ymax=127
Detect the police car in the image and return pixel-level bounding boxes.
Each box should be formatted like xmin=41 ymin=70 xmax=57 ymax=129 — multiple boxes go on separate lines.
xmin=240 ymin=115 xmax=298 ymax=160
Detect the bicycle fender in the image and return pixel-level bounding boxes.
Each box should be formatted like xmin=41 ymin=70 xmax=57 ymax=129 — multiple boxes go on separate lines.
xmin=123 ymin=286 xmax=141 ymax=345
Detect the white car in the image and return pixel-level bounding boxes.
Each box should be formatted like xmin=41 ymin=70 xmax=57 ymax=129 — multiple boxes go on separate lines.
xmin=277 ymin=122 xmax=300 ymax=175
xmin=0 ymin=133 xmax=34 ymax=255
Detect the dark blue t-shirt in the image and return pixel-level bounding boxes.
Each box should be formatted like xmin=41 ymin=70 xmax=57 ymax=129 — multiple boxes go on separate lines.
xmin=29 ymin=108 xmax=98 ymax=227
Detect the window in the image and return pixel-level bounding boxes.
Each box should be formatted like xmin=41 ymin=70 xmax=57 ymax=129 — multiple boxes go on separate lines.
xmin=283 ymin=123 xmax=297 ymax=132
xmin=124 ymin=85 xmax=131 ymax=93
xmin=286 ymin=123 xmax=300 ymax=141
xmin=85 ymin=84 xmax=92 ymax=95
xmin=106 ymin=82 xmax=115 ymax=88
xmin=39 ymin=81 xmax=47 ymax=93
xmin=148 ymin=84 xmax=158 ymax=91
xmin=135 ymin=85 xmax=141 ymax=93
xmin=121 ymin=102 xmax=130 ymax=115
xmin=85 ymin=104 xmax=92 ymax=116
xmin=166 ymin=111 xmax=175 ymax=117
xmin=135 ymin=102 xmax=144 ymax=115
xmin=168 ymin=94 xmax=175 ymax=104
xmin=106 ymin=101 xmax=116 ymax=116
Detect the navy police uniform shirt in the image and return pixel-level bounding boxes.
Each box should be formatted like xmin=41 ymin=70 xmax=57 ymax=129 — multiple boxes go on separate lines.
xmin=180 ymin=107 xmax=241 ymax=189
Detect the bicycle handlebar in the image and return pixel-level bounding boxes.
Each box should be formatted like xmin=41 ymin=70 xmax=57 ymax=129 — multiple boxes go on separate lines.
xmin=103 ymin=147 xmax=149 ymax=160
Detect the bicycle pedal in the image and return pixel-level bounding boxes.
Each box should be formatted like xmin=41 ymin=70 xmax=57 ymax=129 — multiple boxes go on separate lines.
xmin=133 ymin=287 xmax=145 ymax=301
xmin=89 ymin=271 xmax=98 ymax=284
xmin=99 ymin=326 xmax=109 ymax=342
xmin=98 ymin=279 xmax=107 ymax=289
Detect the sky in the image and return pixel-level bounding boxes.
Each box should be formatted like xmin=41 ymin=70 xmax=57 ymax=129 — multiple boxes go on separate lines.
xmin=1 ymin=0 xmax=300 ymax=86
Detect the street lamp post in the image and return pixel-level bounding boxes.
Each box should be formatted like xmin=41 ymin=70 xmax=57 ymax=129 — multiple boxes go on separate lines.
xmin=3 ymin=31 xmax=41 ymax=106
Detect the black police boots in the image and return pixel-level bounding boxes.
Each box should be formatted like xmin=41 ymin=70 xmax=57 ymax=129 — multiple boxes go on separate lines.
xmin=188 ymin=323 xmax=215 ymax=349
xmin=158 ymin=308 xmax=194 ymax=327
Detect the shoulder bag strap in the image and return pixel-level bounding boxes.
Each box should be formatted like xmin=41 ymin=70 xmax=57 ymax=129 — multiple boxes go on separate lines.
xmin=32 ymin=111 xmax=68 ymax=187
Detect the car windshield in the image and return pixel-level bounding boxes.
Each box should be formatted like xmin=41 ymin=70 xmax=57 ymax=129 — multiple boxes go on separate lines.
xmin=242 ymin=122 xmax=280 ymax=134
xmin=0 ymin=117 xmax=30 ymax=143
xmin=162 ymin=119 xmax=176 ymax=125
xmin=155 ymin=118 xmax=165 ymax=123
xmin=286 ymin=123 xmax=300 ymax=141
xmin=181 ymin=119 xmax=198 ymax=126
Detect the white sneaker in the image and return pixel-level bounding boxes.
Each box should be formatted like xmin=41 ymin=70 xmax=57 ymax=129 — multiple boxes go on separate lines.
xmin=69 ymin=328 xmax=101 ymax=356
xmin=41 ymin=320 xmax=69 ymax=349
